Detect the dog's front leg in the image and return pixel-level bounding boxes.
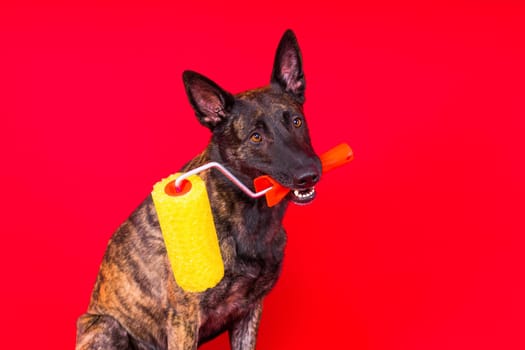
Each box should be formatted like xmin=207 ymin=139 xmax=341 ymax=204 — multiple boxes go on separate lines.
xmin=167 ymin=308 xmax=200 ymax=350
xmin=229 ymin=301 xmax=263 ymax=350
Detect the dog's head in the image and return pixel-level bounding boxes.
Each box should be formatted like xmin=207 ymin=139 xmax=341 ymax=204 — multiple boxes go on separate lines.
xmin=183 ymin=30 xmax=321 ymax=205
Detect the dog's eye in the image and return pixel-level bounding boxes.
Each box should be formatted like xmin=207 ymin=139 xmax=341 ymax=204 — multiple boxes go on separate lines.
xmin=250 ymin=132 xmax=263 ymax=143
xmin=293 ymin=117 xmax=303 ymax=128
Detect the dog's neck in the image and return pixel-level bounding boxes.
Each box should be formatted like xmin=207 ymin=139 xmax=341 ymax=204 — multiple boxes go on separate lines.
xmin=181 ymin=145 xmax=289 ymax=249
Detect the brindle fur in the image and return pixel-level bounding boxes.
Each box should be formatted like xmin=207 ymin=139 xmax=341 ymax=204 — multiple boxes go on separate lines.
xmin=76 ymin=30 xmax=321 ymax=350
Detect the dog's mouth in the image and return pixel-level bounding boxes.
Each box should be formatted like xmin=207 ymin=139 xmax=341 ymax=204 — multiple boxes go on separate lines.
xmin=289 ymin=187 xmax=316 ymax=205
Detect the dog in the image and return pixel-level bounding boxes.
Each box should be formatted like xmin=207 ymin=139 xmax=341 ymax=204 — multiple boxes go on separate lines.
xmin=76 ymin=29 xmax=322 ymax=350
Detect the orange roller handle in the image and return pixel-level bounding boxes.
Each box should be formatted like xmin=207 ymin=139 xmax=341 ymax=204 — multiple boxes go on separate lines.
xmin=320 ymin=143 xmax=354 ymax=173
xmin=254 ymin=143 xmax=354 ymax=207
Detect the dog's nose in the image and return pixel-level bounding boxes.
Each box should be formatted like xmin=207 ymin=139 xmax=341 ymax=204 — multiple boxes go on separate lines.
xmin=293 ymin=169 xmax=320 ymax=188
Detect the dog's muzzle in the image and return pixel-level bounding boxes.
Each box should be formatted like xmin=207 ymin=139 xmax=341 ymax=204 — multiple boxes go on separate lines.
xmin=289 ymin=168 xmax=320 ymax=205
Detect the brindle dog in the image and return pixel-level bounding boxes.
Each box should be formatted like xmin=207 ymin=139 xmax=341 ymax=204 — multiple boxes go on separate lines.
xmin=76 ymin=30 xmax=322 ymax=350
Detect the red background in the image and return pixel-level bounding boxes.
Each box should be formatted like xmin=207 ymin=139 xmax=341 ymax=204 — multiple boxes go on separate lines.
xmin=1 ymin=1 xmax=524 ymax=349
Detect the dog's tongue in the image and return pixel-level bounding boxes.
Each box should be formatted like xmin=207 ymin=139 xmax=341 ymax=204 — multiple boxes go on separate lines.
xmin=254 ymin=143 xmax=354 ymax=207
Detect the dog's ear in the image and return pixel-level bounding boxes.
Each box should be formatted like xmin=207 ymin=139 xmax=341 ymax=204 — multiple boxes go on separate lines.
xmin=183 ymin=70 xmax=234 ymax=130
xmin=271 ymin=30 xmax=305 ymax=103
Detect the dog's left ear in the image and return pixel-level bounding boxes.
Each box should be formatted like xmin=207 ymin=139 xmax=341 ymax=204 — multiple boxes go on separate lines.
xmin=271 ymin=30 xmax=305 ymax=103
xmin=183 ymin=70 xmax=234 ymax=130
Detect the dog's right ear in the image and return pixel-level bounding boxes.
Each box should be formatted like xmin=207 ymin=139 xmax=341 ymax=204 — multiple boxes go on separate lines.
xmin=183 ymin=70 xmax=234 ymax=130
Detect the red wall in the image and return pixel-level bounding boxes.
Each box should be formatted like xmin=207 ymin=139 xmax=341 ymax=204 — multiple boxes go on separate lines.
xmin=1 ymin=1 xmax=524 ymax=349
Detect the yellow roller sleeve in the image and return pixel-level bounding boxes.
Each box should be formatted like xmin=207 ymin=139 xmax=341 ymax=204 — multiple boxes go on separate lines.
xmin=151 ymin=173 xmax=224 ymax=292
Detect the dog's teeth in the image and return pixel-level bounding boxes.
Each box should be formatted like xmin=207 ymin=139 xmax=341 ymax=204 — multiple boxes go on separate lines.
xmin=293 ymin=188 xmax=315 ymax=199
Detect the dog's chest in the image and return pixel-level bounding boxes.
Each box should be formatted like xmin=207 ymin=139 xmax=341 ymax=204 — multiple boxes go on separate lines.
xmin=197 ymin=255 xmax=283 ymax=342
xmin=197 ymin=219 xmax=286 ymax=341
